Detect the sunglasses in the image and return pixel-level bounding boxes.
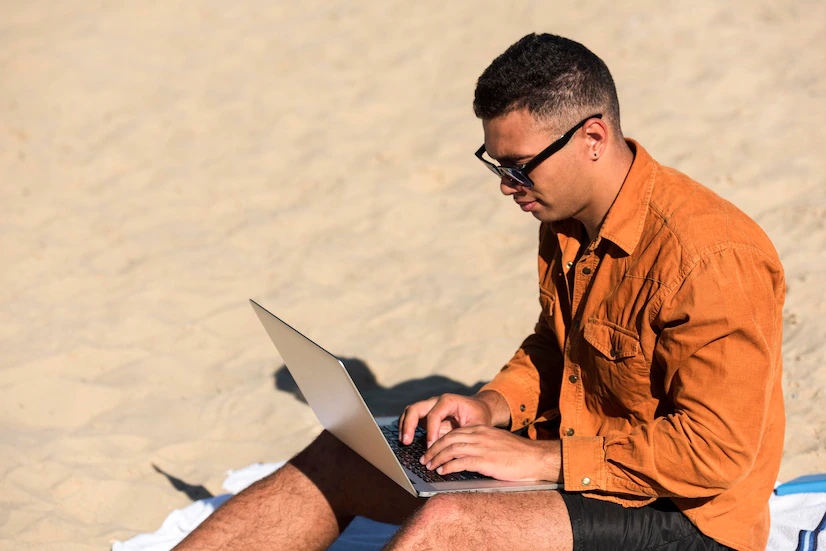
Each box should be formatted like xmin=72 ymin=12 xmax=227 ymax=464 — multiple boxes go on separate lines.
xmin=475 ymin=113 xmax=603 ymax=188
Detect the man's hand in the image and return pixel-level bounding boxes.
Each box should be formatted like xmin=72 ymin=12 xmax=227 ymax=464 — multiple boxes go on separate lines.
xmin=419 ymin=425 xmax=562 ymax=482
xmin=398 ymin=391 xmax=510 ymax=448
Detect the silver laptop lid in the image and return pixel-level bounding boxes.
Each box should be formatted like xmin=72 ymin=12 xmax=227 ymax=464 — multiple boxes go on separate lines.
xmin=249 ymin=299 xmax=416 ymax=495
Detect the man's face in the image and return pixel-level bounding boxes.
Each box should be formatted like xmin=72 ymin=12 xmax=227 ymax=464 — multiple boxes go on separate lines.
xmin=481 ymin=109 xmax=592 ymax=224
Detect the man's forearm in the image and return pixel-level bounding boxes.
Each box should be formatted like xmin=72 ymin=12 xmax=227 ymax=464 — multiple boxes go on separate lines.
xmin=475 ymin=389 xmax=512 ymax=428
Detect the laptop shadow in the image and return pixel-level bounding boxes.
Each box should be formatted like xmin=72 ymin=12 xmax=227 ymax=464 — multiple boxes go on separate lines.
xmin=273 ymin=357 xmax=487 ymax=417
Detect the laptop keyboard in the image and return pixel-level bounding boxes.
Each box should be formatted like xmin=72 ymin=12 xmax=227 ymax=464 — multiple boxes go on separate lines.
xmin=381 ymin=421 xmax=490 ymax=484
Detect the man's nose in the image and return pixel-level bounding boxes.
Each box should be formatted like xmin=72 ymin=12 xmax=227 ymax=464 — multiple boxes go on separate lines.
xmin=500 ymin=178 xmax=524 ymax=195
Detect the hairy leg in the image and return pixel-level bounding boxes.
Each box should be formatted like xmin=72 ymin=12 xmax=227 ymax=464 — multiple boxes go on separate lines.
xmin=385 ymin=490 xmax=572 ymax=551
xmin=173 ymin=430 xmax=422 ymax=551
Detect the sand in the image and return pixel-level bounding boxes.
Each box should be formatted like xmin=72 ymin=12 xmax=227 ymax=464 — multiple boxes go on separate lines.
xmin=1 ymin=1 xmax=824 ymax=549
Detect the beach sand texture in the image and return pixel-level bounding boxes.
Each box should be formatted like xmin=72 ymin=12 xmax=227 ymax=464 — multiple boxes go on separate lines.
xmin=1 ymin=1 xmax=825 ymax=549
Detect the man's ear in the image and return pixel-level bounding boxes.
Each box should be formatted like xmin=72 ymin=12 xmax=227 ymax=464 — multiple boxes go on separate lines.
xmin=584 ymin=117 xmax=608 ymax=160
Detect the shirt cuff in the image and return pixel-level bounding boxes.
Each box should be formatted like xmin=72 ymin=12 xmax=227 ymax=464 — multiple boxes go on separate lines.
xmin=562 ymin=436 xmax=606 ymax=491
xmin=479 ymin=376 xmax=537 ymax=432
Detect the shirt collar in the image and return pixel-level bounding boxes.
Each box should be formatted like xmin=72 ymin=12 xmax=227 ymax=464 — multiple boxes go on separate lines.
xmin=595 ymin=138 xmax=657 ymax=256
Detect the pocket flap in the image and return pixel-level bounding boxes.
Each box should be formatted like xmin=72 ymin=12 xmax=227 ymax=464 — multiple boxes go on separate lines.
xmin=583 ymin=321 xmax=639 ymax=360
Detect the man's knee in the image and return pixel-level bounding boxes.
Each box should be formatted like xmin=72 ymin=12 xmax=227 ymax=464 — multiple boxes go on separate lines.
xmin=386 ymin=493 xmax=468 ymax=547
xmin=288 ymin=430 xmax=379 ymax=495
xmin=292 ymin=430 xmax=354 ymax=468
xmin=414 ymin=493 xmax=474 ymax=529
xmin=411 ymin=490 xmax=569 ymax=533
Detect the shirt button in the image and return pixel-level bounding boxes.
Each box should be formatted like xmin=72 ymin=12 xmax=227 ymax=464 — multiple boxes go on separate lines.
xmin=582 ymin=267 xmax=592 ymax=275
xmin=520 ymin=404 xmax=526 ymax=412
xmin=582 ymin=477 xmax=591 ymax=486
xmin=609 ymin=348 xmax=617 ymax=358
xmin=566 ymin=261 xmax=573 ymax=268
xmin=569 ymin=375 xmax=578 ymax=383
xmin=522 ymin=419 xmax=529 ymax=426
xmin=566 ymin=428 xmax=575 ymax=436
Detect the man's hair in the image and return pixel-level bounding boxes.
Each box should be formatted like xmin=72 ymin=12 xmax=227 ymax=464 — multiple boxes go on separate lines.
xmin=474 ymin=33 xmax=622 ymax=136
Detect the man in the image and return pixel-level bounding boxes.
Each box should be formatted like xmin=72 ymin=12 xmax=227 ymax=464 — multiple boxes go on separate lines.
xmin=175 ymin=33 xmax=784 ymax=551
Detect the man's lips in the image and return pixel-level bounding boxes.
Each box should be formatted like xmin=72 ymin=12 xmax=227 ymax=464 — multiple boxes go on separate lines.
xmin=516 ymin=199 xmax=537 ymax=212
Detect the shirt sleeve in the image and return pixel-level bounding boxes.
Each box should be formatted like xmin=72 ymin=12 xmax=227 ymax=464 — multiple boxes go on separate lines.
xmin=479 ymin=309 xmax=565 ymax=432
xmin=562 ymin=246 xmax=785 ymax=497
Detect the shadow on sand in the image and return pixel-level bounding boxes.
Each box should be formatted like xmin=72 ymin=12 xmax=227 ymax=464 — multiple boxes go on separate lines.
xmin=274 ymin=356 xmax=487 ymax=417
xmin=152 ymin=463 xmax=215 ymax=501
xmin=153 ymin=357 xmax=484 ymax=501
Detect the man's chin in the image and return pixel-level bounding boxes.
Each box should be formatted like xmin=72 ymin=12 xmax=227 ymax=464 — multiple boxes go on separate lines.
xmin=530 ymin=205 xmax=552 ymax=222
xmin=532 ymin=207 xmax=568 ymax=224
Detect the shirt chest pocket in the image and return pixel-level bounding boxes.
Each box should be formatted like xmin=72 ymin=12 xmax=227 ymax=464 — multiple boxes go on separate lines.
xmin=581 ymin=320 xmax=652 ymax=407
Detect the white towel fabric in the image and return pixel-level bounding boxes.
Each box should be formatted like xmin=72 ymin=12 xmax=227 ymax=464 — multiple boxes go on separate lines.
xmin=112 ymin=462 xmax=285 ymax=551
xmin=112 ymin=463 xmax=826 ymax=551
xmin=767 ymin=485 xmax=826 ymax=550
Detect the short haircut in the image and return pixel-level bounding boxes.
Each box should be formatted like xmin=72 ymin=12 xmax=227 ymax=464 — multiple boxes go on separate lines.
xmin=473 ymin=33 xmax=622 ymax=136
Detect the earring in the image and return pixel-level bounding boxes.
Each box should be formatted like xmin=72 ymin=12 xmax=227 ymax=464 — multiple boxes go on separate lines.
xmin=593 ymin=153 xmax=597 ymax=157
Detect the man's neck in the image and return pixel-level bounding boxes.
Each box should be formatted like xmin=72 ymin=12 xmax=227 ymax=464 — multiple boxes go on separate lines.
xmin=579 ymin=139 xmax=635 ymax=241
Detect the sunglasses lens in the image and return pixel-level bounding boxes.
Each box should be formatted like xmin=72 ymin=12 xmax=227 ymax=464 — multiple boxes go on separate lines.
xmin=477 ymin=153 xmax=533 ymax=188
xmin=503 ymin=169 xmax=532 ymax=188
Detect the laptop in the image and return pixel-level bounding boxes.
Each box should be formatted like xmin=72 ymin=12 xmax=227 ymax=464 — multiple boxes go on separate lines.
xmin=250 ymin=299 xmax=560 ymax=497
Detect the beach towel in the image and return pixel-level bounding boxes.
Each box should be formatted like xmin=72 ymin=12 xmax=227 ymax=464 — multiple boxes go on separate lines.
xmin=768 ymin=480 xmax=826 ymax=551
xmin=112 ymin=462 xmax=826 ymax=551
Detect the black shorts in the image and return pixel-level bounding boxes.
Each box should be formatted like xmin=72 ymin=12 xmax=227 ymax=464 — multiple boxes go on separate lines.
xmin=560 ymin=493 xmax=733 ymax=551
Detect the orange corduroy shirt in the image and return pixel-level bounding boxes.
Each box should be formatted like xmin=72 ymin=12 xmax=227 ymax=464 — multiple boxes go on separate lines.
xmin=480 ymin=140 xmax=785 ymax=551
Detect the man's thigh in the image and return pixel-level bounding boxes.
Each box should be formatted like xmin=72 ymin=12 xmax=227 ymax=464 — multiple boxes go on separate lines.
xmin=390 ymin=489 xmax=573 ymax=551
xmin=560 ymin=493 xmax=733 ymax=551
